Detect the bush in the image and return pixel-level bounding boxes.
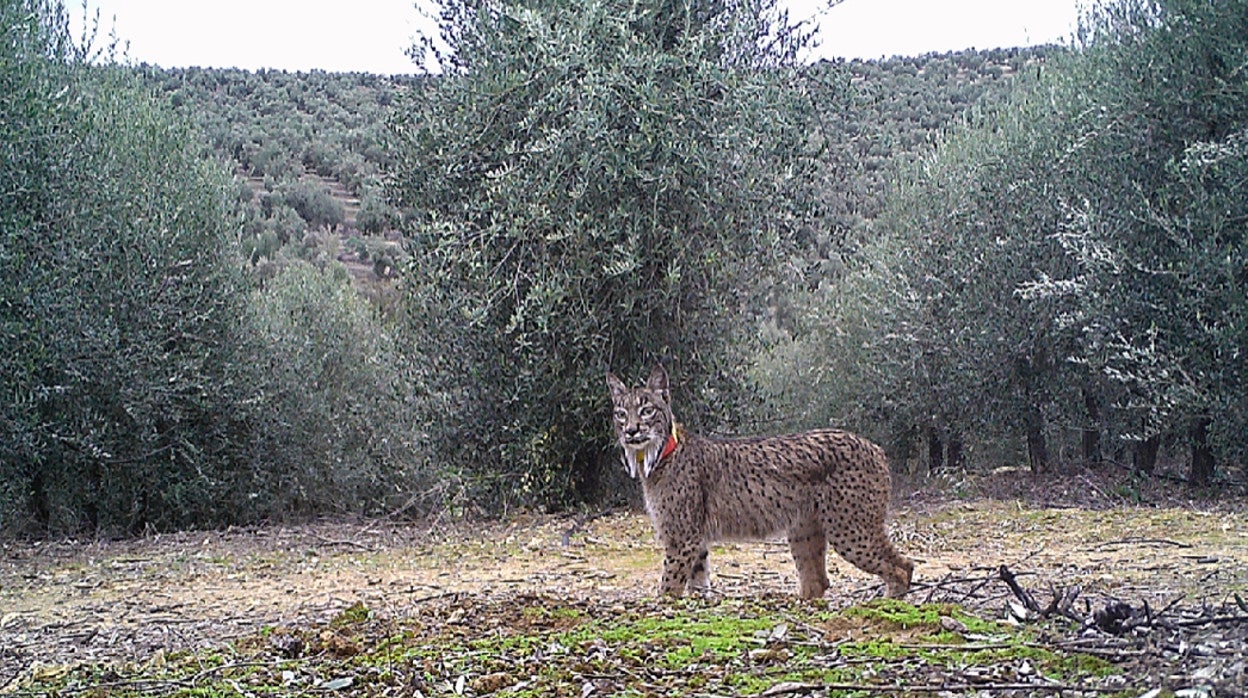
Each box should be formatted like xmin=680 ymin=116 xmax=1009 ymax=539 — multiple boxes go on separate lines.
xmin=243 ymin=262 xmax=433 ymax=516
xmin=356 ymin=186 xmax=398 ymax=234
xmin=279 ymin=179 xmax=345 ymax=230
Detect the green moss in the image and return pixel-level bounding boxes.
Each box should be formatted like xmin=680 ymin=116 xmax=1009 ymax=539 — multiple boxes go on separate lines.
xmin=330 ymin=601 xmax=372 ymax=626
xmin=15 ymin=596 xmax=1123 ymax=697
xmin=844 ymin=599 xmax=1001 ymax=635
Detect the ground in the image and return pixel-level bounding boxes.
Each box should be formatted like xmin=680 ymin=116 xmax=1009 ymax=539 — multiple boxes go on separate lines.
xmin=2 ymin=471 xmax=1246 ymax=696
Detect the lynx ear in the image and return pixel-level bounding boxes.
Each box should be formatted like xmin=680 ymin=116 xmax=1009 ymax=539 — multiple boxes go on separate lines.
xmin=646 ymin=364 xmax=670 ymax=405
xmin=606 ymin=371 xmax=627 ymax=400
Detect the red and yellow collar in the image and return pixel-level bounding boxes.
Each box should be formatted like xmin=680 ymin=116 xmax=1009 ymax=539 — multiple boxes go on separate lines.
xmin=633 ymin=422 xmax=680 ymax=471
xmin=659 ymin=422 xmax=680 ymax=461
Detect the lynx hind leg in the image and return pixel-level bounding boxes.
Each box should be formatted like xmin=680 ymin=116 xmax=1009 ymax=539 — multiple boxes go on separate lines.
xmin=689 ymin=545 xmax=711 ymax=593
xmin=887 ymin=549 xmax=915 ymax=599
xmin=827 ymin=503 xmax=913 ymax=599
xmin=788 ymin=519 xmax=830 ymax=599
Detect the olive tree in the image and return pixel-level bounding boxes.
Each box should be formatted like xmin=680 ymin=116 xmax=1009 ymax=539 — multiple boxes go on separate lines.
xmin=864 ymin=0 xmax=1248 ymax=483
xmin=1035 ymin=0 xmax=1248 ymax=484
xmin=390 ymin=0 xmax=824 ymax=507
xmin=1 ymin=0 xmax=255 ymax=534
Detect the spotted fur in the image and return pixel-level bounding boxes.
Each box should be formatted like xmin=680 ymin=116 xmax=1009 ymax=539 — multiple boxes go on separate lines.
xmin=607 ymin=365 xmax=914 ymax=599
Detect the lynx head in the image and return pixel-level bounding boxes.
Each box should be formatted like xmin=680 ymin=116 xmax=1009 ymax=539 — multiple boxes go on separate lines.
xmin=606 ymin=364 xmax=677 ymax=479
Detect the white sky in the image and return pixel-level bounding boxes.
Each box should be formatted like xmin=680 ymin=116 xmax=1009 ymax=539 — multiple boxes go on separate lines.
xmin=71 ymin=0 xmax=1083 ymax=75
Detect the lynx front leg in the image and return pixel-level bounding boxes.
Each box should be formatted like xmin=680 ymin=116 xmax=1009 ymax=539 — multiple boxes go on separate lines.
xmin=660 ymin=541 xmax=703 ymax=597
xmin=788 ymin=520 xmax=830 ymax=599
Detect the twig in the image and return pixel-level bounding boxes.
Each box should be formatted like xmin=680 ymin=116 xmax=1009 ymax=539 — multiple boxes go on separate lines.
xmin=26 ymin=661 xmax=278 ymax=697
xmin=307 ymin=531 xmax=376 ymax=552
xmin=999 ymin=565 xmax=1042 ymax=615
xmin=895 ymin=642 xmax=1016 ymax=651
xmin=1052 ymin=642 xmax=1148 ymax=659
xmin=758 ymin=680 xmax=1129 ymax=695
xmin=408 ymin=590 xmax=460 ymax=605
xmin=1094 ymin=536 xmax=1193 ymax=550
xmin=1149 ymin=594 xmax=1187 ymax=624
xmin=915 ymin=569 xmax=998 ymax=605
xmin=999 ymin=565 xmax=1082 ymax=622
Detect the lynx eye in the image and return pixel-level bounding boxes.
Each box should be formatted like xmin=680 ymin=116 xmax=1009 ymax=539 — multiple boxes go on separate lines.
xmin=613 ymin=408 xmax=627 ymax=422
xmin=640 ymin=405 xmax=656 ymax=419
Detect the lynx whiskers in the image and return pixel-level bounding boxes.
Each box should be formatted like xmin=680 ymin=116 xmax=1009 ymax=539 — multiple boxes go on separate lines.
xmin=607 ymin=364 xmax=914 ymax=599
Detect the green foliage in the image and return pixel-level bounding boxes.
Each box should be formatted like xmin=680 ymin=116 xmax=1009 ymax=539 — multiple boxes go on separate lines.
xmin=391 ymin=0 xmax=825 ymax=507
xmin=1040 ymin=0 xmax=1248 ymax=481
xmin=140 ymin=66 xmax=417 ymax=270
xmin=0 ymin=1 xmax=437 ymax=536
xmin=243 ymin=262 xmax=432 ymax=515
xmin=355 ymin=187 xmax=399 ymax=234
xmin=277 ymin=178 xmax=346 ymax=229
xmin=804 ymin=46 xmax=1052 ymax=241
xmin=759 ymin=0 xmax=1248 ymax=482
xmin=0 ymin=0 xmax=255 ymax=533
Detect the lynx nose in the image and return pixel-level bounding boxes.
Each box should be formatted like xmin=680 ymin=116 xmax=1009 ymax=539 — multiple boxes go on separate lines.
xmin=624 ymin=424 xmax=647 ymax=443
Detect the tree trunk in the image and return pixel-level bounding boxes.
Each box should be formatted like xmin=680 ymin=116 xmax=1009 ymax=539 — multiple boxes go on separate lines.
xmin=28 ymin=467 xmax=50 ymax=530
xmin=571 ymin=444 xmax=605 ymax=503
xmin=1133 ymin=435 xmax=1160 ymax=474
xmin=1189 ymin=416 xmax=1215 ymax=487
xmin=1025 ymin=407 xmax=1048 ymax=473
xmin=947 ymin=435 xmax=964 ymax=470
xmin=1081 ymin=387 xmax=1102 ymax=467
xmin=927 ymin=426 xmax=944 ymax=472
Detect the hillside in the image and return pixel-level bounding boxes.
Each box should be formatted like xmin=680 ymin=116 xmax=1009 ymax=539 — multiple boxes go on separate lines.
xmin=139 ymin=66 xmax=416 ymax=291
xmin=814 ymin=46 xmax=1053 ymax=222
xmin=137 ymin=46 xmax=1054 ymax=286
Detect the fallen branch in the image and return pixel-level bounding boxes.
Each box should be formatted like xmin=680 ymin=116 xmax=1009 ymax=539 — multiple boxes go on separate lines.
xmin=307 ymin=531 xmax=376 ymax=552
xmin=998 ymin=565 xmax=1083 ymax=623
xmin=998 ymin=564 xmax=1041 ymax=614
xmin=1174 ymin=613 xmax=1248 ymax=628
xmin=29 ymin=661 xmax=278 ymax=697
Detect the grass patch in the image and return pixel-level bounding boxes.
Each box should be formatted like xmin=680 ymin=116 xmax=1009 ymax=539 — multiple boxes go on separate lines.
xmin=9 ymin=595 xmax=1128 ymax=697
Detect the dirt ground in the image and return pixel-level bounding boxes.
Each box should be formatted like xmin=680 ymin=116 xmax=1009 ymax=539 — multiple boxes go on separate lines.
xmin=3 ymin=471 xmax=1247 ymax=692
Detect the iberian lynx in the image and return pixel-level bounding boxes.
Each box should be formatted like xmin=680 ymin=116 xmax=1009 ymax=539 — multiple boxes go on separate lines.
xmin=607 ymin=365 xmax=913 ymax=599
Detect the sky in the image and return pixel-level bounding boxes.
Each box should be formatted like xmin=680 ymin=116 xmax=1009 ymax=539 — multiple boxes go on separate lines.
xmin=70 ymin=0 xmax=1084 ymax=76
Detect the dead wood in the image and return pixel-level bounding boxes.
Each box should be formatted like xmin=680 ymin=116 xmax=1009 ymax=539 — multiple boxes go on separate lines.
xmin=1174 ymin=613 xmax=1248 ymax=628
xmin=754 ymin=680 xmax=1130 ymax=695
xmin=998 ymin=564 xmax=1082 ymax=622
xmin=1094 ymin=536 xmax=1194 ymax=550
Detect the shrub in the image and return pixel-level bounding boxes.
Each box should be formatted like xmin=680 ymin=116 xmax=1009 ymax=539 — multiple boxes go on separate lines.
xmin=243 ymin=262 xmax=432 ymax=515
xmin=279 ymin=178 xmax=345 ymax=230
xmin=355 ymin=186 xmax=398 ymax=234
